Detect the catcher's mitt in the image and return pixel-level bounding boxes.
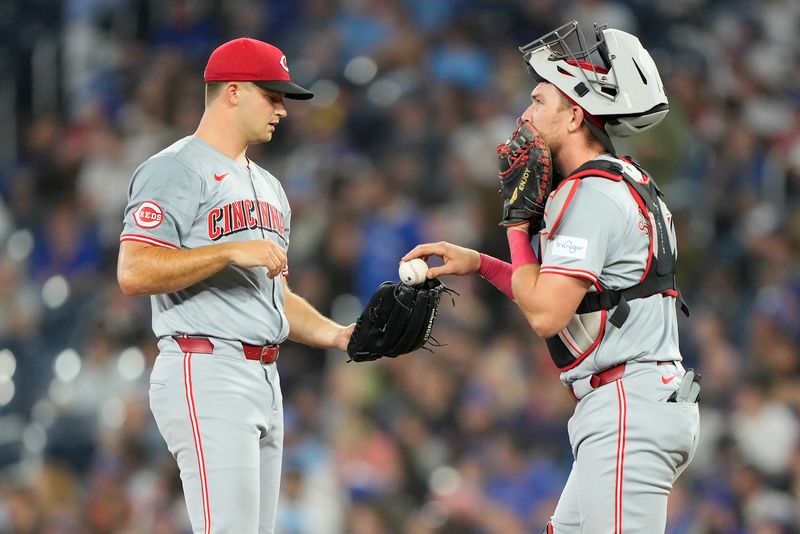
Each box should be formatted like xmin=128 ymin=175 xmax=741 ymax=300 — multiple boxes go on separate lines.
xmin=497 ymin=121 xmax=554 ymax=229
xmin=347 ymin=278 xmax=453 ymax=362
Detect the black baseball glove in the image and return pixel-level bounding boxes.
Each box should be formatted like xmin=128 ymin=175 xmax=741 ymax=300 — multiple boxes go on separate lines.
xmin=347 ymin=278 xmax=453 ymax=362
xmin=497 ymin=121 xmax=554 ymax=229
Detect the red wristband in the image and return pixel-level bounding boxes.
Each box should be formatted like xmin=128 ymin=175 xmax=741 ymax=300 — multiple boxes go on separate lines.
xmin=508 ymin=230 xmax=539 ymax=271
xmin=478 ymin=253 xmax=514 ymax=300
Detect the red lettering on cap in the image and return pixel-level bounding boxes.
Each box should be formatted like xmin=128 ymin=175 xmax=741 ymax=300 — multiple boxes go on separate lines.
xmin=133 ymin=201 xmax=164 ymax=229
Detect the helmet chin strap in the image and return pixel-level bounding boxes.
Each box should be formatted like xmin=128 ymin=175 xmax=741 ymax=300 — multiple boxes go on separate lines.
xmin=585 ymin=120 xmax=617 ymax=156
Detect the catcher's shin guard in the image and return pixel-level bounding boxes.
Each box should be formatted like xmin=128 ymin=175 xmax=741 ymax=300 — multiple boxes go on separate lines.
xmin=541 ymin=521 xmax=554 ymax=534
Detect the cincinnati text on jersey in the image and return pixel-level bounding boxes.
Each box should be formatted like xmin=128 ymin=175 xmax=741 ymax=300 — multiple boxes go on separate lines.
xmin=207 ymin=198 xmax=286 ymax=241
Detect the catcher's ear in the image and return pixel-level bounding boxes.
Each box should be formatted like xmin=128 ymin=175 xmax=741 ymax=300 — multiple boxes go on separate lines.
xmin=568 ymin=105 xmax=585 ymax=133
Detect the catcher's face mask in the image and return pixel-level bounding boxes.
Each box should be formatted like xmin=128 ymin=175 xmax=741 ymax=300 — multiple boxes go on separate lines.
xmin=520 ymin=21 xmax=669 ymax=139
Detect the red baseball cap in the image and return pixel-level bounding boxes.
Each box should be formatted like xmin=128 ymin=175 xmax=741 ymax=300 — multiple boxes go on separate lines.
xmin=204 ymin=38 xmax=314 ymax=100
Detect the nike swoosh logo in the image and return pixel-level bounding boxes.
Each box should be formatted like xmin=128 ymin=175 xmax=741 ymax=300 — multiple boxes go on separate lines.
xmin=214 ymin=173 xmax=229 ymax=182
xmin=661 ymin=375 xmax=675 ymax=384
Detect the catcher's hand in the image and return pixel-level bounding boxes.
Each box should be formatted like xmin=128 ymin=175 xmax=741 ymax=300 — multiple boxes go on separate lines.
xmin=497 ymin=121 xmax=554 ymax=229
xmin=346 ymin=278 xmax=453 ymax=362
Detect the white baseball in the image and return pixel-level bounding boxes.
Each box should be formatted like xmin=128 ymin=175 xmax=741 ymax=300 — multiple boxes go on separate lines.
xmin=398 ymin=258 xmax=428 ymax=286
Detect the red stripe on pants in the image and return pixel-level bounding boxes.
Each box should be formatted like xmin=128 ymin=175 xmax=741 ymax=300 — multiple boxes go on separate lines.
xmin=184 ymin=353 xmax=211 ymax=534
xmin=614 ymin=380 xmax=628 ymax=534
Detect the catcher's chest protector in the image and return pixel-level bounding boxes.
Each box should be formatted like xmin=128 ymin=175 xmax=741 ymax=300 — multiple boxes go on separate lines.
xmin=542 ymin=157 xmax=689 ymax=371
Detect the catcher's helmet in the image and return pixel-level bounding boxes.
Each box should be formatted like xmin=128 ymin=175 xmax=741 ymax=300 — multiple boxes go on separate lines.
xmin=520 ymin=21 xmax=668 ymax=139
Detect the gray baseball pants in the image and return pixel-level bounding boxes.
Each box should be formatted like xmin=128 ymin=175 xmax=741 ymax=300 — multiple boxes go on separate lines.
xmin=149 ymin=345 xmax=283 ymax=534
xmin=549 ymin=361 xmax=700 ymax=533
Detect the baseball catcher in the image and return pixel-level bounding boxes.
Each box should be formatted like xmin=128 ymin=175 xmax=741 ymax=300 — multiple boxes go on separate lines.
xmin=400 ymin=20 xmax=700 ymax=534
xmin=347 ymin=278 xmax=453 ymax=362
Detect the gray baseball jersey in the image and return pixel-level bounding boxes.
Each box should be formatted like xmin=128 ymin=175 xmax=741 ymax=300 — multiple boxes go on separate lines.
xmin=538 ymin=155 xmax=699 ymax=534
xmin=121 ymin=135 xmax=291 ymax=346
xmin=540 ymin=155 xmax=680 ymax=384
xmin=121 ymin=135 xmax=292 ymax=534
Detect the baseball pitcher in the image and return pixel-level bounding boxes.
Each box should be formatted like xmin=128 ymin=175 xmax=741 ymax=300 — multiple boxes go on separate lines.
xmin=116 ymin=38 xmax=356 ymax=534
xmin=404 ymin=21 xmax=700 ymax=533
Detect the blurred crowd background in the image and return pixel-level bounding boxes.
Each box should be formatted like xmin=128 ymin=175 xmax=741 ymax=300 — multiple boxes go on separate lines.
xmin=0 ymin=0 xmax=799 ymax=532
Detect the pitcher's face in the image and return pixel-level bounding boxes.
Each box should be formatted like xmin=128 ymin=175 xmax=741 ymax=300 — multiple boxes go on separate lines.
xmin=238 ymin=84 xmax=288 ymax=144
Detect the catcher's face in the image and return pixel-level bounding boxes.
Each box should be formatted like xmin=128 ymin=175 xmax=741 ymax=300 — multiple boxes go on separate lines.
xmin=237 ymin=83 xmax=288 ymax=144
xmin=521 ymin=82 xmax=575 ymax=152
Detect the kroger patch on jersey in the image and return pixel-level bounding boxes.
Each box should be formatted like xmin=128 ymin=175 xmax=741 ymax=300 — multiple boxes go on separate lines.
xmin=551 ymin=235 xmax=588 ymax=259
xmin=133 ymin=201 xmax=164 ymax=229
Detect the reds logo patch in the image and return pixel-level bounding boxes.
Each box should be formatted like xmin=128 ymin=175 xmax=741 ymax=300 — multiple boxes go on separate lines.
xmin=133 ymin=201 xmax=164 ymax=229
xmin=280 ymin=55 xmax=289 ymax=72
